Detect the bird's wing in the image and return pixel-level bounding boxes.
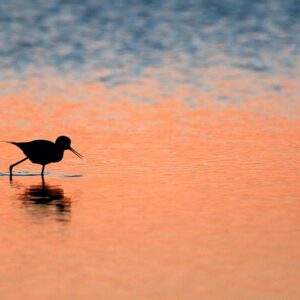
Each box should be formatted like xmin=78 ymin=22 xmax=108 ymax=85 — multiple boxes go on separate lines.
xmin=8 ymin=140 xmax=55 ymax=157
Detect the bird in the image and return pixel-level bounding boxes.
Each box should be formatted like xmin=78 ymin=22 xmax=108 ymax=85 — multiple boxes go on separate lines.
xmin=7 ymin=136 xmax=82 ymax=180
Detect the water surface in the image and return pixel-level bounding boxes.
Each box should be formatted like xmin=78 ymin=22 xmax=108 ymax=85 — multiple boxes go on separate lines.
xmin=0 ymin=1 xmax=300 ymax=299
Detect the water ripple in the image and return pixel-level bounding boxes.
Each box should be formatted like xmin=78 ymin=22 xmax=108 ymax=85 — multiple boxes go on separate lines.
xmin=0 ymin=0 xmax=299 ymax=84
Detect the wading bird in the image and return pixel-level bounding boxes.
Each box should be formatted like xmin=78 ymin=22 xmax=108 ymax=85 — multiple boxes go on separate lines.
xmin=7 ymin=136 xmax=82 ymax=180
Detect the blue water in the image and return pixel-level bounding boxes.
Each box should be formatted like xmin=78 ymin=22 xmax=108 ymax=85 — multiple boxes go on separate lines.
xmin=0 ymin=0 xmax=299 ymax=84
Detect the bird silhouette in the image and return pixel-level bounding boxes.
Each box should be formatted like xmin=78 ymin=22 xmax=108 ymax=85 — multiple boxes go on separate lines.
xmin=7 ymin=136 xmax=82 ymax=180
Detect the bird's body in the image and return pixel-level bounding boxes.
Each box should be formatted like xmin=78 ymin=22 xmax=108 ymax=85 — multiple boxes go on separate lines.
xmin=10 ymin=140 xmax=64 ymax=165
xmin=8 ymin=136 xmax=82 ymax=179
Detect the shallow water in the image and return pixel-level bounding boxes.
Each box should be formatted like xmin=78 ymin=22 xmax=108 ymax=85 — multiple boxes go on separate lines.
xmin=0 ymin=1 xmax=300 ymax=299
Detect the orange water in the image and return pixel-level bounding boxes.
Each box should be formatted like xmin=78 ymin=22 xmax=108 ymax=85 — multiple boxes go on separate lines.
xmin=0 ymin=71 xmax=300 ymax=299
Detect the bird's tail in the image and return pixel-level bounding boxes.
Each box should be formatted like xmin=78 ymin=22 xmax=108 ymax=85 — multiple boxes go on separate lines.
xmin=1 ymin=141 xmax=18 ymax=145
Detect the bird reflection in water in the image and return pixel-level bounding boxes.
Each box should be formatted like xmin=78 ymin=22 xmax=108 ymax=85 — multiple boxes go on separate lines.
xmin=16 ymin=181 xmax=71 ymax=222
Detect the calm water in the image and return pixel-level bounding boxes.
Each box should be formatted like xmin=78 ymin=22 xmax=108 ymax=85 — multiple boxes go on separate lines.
xmin=0 ymin=1 xmax=300 ymax=299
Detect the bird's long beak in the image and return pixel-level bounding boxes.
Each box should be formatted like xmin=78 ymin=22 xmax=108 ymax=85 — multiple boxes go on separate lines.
xmin=70 ymin=147 xmax=83 ymax=159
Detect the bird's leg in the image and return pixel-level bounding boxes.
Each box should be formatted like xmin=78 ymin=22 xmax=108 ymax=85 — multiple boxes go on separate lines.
xmin=41 ymin=165 xmax=45 ymax=177
xmin=9 ymin=157 xmax=28 ymax=180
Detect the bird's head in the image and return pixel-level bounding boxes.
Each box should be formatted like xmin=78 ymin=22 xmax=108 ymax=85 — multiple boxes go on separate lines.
xmin=55 ymin=136 xmax=83 ymax=159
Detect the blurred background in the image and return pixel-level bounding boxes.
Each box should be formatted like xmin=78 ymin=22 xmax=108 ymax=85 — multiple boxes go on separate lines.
xmin=0 ymin=0 xmax=299 ymax=87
